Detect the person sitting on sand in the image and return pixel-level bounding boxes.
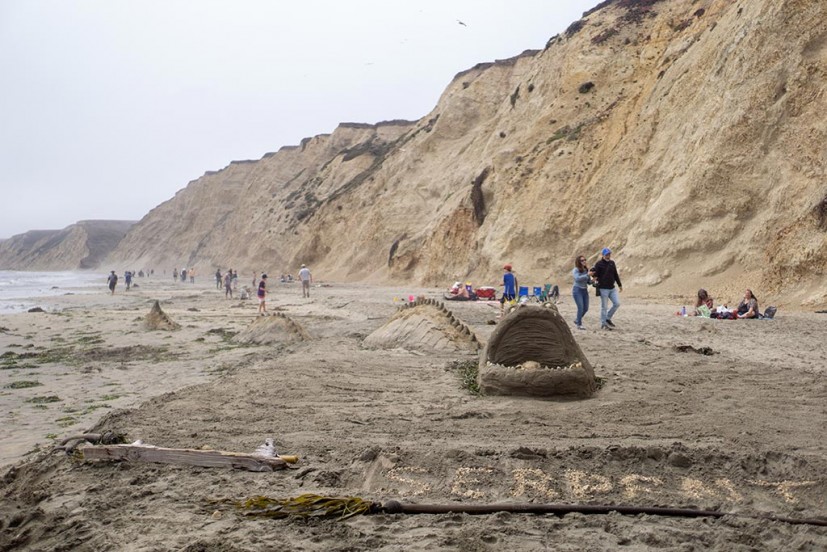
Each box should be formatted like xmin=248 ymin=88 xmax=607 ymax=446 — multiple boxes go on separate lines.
xmin=447 ymin=282 xmax=476 ymax=300
xmin=736 ymin=289 xmax=760 ymax=319
xmin=692 ymin=288 xmax=714 ymax=317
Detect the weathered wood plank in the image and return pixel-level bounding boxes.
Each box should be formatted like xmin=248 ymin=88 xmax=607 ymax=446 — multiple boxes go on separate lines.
xmin=80 ymin=445 xmax=290 ymax=472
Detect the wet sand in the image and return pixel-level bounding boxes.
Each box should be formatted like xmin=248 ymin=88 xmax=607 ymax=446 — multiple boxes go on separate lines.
xmin=1 ymin=277 xmax=825 ymax=550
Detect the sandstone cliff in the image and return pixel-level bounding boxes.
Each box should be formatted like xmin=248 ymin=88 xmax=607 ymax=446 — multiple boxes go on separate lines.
xmin=0 ymin=220 xmax=134 ymax=271
xmin=109 ymin=0 xmax=827 ymax=306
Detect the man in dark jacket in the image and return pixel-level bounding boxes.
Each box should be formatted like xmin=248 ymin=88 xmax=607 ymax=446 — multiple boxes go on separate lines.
xmin=591 ymin=247 xmax=622 ymax=330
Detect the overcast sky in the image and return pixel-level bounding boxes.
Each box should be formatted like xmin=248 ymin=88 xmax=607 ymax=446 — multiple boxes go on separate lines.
xmin=0 ymin=1 xmax=595 ymax=239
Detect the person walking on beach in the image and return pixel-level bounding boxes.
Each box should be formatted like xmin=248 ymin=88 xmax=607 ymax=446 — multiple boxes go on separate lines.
xmin=172 ymin=268 xmax=178 ymax=282
xmin=298 ymin=264 xmax=313 ymax=298
xmin=107 ymin=271 xmax=118 ymax=295
xmin=592 ymin=247 xmax=622 ymax=330
xmin=500 ymin=264 xmax=517 ymax=316
xmin=252 ymin=272 xmax=258 ymax=290
xmin=257 ymin=274 xmax=268 ymax=315
xmin=572 ymin=255 xmax=591 ymax=330
xmin=223 ymin=270 xmax=233 ymax=299
xmin=124 ymin=270 xmax=133 ymax=291
xmin=189 ymin=268 xmax=196 ymax=284
xmin=215 ymin=269 xmax=222 ymax=290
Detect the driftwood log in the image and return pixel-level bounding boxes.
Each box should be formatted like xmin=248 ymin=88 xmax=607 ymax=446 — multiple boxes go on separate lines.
xmin=478 ymin=303 xmax=596 ymax=398
xmin=80 ymin=445 xmax=295 ymax=472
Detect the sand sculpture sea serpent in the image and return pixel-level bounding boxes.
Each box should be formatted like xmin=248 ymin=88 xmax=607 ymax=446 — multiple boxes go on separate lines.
xmin=232 ymin=313 xmax=311 ymax=345
xmin=144 ymin=300 xmax=180 ymax=331
xmin=363 ymin=297 xmax=479 ymax=353
xmin=478 ymin=303 xmax=596 ymax=398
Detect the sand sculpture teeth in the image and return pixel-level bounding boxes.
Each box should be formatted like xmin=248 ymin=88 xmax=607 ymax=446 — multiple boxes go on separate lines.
xmin=478 ymin=304 xmax=595 ymax=398
xmin=232 ymin=312 xmax=311 ymax=344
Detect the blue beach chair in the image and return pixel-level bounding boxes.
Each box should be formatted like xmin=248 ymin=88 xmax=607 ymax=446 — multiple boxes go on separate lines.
xmin=518 ymin=286 xmax=529 ymax=303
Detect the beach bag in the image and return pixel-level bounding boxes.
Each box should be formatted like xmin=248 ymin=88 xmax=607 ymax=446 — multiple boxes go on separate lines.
xmin=763 ymin=306 xmax=777 ymax=319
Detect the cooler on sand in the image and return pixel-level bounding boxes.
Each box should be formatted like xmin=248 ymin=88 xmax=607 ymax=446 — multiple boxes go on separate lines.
xmin=475 ymin=287 xmax=496 ymax=300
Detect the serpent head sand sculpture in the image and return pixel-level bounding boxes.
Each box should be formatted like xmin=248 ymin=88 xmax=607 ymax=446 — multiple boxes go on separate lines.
xmin=478 ymin=303 xmax=596 ymax=398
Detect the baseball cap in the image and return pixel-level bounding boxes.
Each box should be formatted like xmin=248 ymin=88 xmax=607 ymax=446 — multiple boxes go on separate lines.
xmin=602 ymin=248 xmax=612 ymax=256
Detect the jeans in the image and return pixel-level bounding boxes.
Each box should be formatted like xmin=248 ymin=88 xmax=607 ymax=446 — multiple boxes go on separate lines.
xmin=572 ymin=286 xmax=589 ymax=325
xmin=599 ymin=287 xmax=620 ymax=325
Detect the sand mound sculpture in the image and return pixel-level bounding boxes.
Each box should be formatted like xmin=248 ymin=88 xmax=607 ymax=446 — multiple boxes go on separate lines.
xmin=233 ymin=313 xmax=310 ymax=345
xmin=364 ymin=297 xmax=479 ymax=353
xmin=478 ymin=303 xmax=595 ymax=398
xmin=144 ymin=300 xmax=180 ymax=331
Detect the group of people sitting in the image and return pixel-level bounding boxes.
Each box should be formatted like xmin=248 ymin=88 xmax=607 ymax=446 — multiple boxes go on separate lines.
xmin=446 ymin=281 xmax=498 ymax=301
xmin=444 ymin=268 xmax=557 ymax=305
xmin=689 ymin=288 xmax=775 ymax=319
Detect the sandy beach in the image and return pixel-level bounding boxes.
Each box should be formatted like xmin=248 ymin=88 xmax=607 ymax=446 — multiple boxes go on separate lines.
xmin=1 ymin=277 xmax=825 ymax=550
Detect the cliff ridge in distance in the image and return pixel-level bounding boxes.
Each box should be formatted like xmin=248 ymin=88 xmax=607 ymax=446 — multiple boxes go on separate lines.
xmin=85 ymin=0 xmax=827 ymax=307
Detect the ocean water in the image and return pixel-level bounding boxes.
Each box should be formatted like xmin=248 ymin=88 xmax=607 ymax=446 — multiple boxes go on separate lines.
xmin=0 ymin=270 xmax=106 ymax=313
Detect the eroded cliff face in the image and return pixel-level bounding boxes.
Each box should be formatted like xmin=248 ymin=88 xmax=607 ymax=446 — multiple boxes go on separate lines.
xmin=109 ymin=121 xmax=416 ymax=274
xmin=0 ymin=221 xmax=134 ymax=270
xmin=110 ymin=0 xmax=827 ymax=306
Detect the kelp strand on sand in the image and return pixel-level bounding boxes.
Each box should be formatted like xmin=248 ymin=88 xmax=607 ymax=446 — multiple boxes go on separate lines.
xmin=230 ymin=493 xmax=827 ymax=526
xmin=236 ymin=494 xmax=374 ymax=519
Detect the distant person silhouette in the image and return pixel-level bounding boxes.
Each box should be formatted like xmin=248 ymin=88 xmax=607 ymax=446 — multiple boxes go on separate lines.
xmin=298 ymin=264 xmax=313 ymax=298
xmin=224 ymin=270 xmax=233 ymax=299
xmin=107 ymin=271 xmax=118 ymax=295
xmin=257 ymin=274 xmax=268 ymax=315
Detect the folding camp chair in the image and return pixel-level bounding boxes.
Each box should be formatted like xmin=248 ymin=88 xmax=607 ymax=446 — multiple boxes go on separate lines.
xmin=518 ymin=286 xmax=529 ymax=303
xmin=540 ymin=283 xmax=560 ymax=304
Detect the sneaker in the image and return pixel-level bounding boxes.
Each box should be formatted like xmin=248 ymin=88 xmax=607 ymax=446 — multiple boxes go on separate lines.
xmin=605 ymin=319 xmax=616 ymax=328
xmin=601 ymin=323 xmax=612 ymax=330
xmin=577 ymin=324 xmax=586 ymax=330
